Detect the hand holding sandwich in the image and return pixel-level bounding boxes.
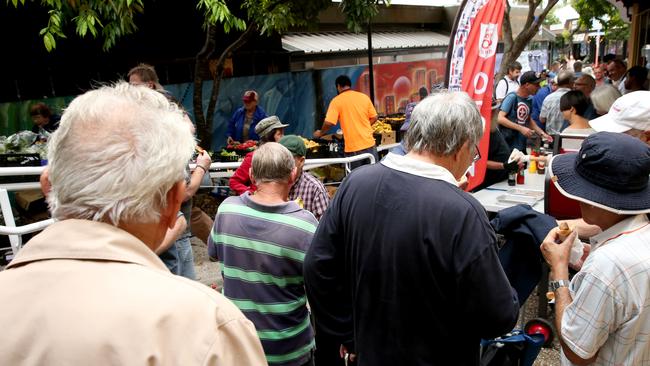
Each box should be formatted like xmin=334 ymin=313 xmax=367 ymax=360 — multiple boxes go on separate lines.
xmin=541 ymin=224 xmax=591 ymax=275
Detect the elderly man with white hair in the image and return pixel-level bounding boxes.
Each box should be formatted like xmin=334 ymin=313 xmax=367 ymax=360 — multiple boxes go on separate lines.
xmin=304 ymin=92 xmax=519 ymax=366
xmin=0 ymin=83 xmax=266 ymax=365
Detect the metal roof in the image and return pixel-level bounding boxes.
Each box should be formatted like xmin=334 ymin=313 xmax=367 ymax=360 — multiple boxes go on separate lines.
xmin=282 ymin=31 xmax=449 ymax=54
xmin=534 ymin=27 xmax=557 ymax=42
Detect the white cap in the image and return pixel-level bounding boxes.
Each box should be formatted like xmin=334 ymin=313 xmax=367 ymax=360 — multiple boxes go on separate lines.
xmin=589 ymin=91 xmax=650 ymax=133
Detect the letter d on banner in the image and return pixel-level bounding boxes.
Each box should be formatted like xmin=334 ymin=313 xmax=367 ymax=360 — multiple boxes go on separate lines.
xmin=445 ymin=0 xmax=506 ymax=191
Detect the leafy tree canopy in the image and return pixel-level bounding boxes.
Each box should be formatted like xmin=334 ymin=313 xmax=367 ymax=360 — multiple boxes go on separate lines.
xmin=10 ymin=0 xmax=390 ymax=52
xmin=572 ymin=0 xmax=629 ymax=41
xmin=9 ymin=0 xmax=144 ymax=51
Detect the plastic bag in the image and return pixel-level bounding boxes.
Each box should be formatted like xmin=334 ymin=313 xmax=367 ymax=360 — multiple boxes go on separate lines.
xmin=5 ymin=131 xmax=38 ymax=152
xmin=480 ymin=330 xmax=545 ymax=366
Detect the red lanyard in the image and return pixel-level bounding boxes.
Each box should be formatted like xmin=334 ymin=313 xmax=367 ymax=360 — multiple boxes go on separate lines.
xmin=600 ymin=222 xmax=650 ymax=246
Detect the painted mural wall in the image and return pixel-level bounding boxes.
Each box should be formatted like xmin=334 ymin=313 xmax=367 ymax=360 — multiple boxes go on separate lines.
xmin=320 ymin=59 xmax=447 ymax=117
xmin=164 ymin=72 xmax=318 ymax=150
xmin=0 ymin=58 xmax=447 ymax=151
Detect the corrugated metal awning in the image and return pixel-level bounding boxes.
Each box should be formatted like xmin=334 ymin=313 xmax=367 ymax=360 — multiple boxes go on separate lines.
xmin=282 ymin=31 xmax=449 ymax=54
xmin=533 ymin=27 xmax=556 ymax=42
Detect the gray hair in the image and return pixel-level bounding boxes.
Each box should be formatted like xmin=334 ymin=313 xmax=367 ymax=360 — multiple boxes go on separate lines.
xmin=251 ymin=142 xmax=295 ymax=184
xmin=404 ymin=91 xmax=483 ymax=156
xmin=47 ymin=82 xmax=195 ymax=226
xmin=557 ymin=70 xmax=575 ymax=86
xmin=591 ymin=84 xmax=622 ymax=115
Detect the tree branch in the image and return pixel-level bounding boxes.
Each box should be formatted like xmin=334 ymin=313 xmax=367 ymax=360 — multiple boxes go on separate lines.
xmin=524 ymin=0 xmax=537 ymax=30
xmin=499 ymin=0 xmax=559 ymax=81
xmin=193 ymin=24 xmax=218 ymax=132
xmin=537 ymin=0 xmax=559 ymax=25
xmin=204 ymin=23 xmax=257 ymax=130
xmin=503 ymin=1 xmax=514 ymax=51
xmin=515 ymin=0 xmax=559 ymax=45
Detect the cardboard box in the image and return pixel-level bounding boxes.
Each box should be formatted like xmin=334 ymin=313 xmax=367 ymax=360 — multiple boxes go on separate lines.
xmin=380 ymin=131 xmax=396 ymax=145
xmin=15 ymin=189 xmax=46 ymax=213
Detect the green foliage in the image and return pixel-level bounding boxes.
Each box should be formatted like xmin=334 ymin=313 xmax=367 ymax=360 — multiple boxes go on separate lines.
xmin=197 ymin=0 xmax=246 ymax=33
xmin=10 ymin=0 xmax=391 ymax=52
xmin=543 ymin=10 xmax=559 ymax=27
xmin=572 ymin=0 xmax=629 ymax=41
xmin=339 ymin=0 xmax=390 ymax=33
xmin=10 ymin=0 xmax=144 ymax=52
xmin=243 ymin=0 xmax=331 ymax=35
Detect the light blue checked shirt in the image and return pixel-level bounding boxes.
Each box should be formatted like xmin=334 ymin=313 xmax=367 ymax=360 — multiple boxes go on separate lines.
xmin=561 ymin=214 xmax=650 ymax=365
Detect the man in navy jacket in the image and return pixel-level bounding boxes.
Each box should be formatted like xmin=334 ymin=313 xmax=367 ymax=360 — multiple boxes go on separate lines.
xmin=227 ymin=90 xmax=267 ymax=144
xmin=304 ymin=92 xmax=519 ymax=366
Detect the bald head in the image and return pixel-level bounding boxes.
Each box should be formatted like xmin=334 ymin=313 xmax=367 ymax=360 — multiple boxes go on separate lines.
xmin=557 ymin=70 xmax=575 ymax=88
xmin=574 ymin=75 xmax=596 ymax=97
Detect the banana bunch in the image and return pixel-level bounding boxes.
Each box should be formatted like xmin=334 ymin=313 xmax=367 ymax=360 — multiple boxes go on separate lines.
xmin=384 ymin=117 xmax=405 ymax=123
xmin=301 ymin=137 xmax=320 ymax=149
xmin=372 ymin=121 xmax=393 ymax=133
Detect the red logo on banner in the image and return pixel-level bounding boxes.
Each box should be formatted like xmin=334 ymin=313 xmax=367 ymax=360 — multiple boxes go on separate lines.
xmin=479 ymin=23 xmax=498 ymax=59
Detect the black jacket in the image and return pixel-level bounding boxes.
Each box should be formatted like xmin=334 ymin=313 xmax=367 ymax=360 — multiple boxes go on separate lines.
xmin=490 ymin=204 xmax=557 ymax=305
xmin=304 ymin=163 xmax=519 ymax=366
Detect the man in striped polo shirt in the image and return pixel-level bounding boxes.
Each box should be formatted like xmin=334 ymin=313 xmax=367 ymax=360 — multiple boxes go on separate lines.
xmin=208 ymin=142 xmax=318 ymax=366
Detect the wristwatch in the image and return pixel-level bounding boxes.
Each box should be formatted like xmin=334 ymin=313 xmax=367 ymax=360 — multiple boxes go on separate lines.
xmin=549 ymin=279 xmax=571 ymax=292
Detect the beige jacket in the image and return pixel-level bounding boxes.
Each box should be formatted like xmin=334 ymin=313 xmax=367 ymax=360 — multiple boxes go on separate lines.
xmin=0 ymin=219 xmax=267 ymax=366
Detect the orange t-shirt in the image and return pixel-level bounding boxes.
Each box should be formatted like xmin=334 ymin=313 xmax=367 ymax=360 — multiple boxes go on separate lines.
xmin=325 ymin=89 xmax=378 ymax=153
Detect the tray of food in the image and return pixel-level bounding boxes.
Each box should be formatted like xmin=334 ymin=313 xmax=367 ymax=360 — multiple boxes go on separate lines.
xmin=496 ymin=189 xmax=544 ymax=205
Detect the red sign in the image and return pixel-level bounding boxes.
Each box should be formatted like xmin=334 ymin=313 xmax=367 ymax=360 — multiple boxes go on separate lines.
xmin=446 ymin=0 xmax=506 ymax=191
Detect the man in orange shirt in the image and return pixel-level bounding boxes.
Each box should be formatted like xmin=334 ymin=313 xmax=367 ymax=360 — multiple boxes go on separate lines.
xmin=314 ymin=75 xmax=378 ymax=169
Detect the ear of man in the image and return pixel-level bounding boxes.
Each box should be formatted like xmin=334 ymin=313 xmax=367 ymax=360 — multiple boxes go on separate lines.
xmin=289 ymin=167 xmax=298 ymax=187
xmin=249 ymin=168 xmax=256 ymax=187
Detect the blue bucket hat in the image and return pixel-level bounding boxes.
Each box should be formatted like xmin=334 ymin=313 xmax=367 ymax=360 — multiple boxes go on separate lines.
xmin=549 ymin=132 xmax=650 ymax=214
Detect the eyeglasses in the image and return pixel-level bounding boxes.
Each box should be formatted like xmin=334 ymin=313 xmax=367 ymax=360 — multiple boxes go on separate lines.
xmin=473 ymin=144 xmax=481 ymax=163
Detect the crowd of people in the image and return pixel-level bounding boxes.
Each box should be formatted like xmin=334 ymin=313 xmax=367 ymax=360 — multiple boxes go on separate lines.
xmin=481 ymin=55 xmax=650 ymax=190
xmin=0 ymin=56 xmax=648 ymax=366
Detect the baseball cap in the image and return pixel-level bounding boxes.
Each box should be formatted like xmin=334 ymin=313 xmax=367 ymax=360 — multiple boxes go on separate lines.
xmin=519 ymin=71 xmax=543 ymax=85
xmin=589 ymin=91 xmax=650 ymax=133
xmin=242 ymin=90 xmax=257 ymax=103
xmin=279 ymin=135 xmax=307 ymax=157
xmin=255 ymin=116 xmax=289 ymax=137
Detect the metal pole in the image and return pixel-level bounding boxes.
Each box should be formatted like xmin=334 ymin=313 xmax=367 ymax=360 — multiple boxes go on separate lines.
xmin=595 ymin=31 xmax=601 ymax=67
xmin=367 ymin=21 xmax=375 ymax=106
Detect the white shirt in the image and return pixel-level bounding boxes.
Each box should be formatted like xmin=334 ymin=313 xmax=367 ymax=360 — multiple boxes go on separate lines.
xmin=540 ymin=87 xmax=571 ymax=134
xmin=495 ymin=76 xmax=520 ymax=101
xmin=617 ymin=76 xmax=627 ymax=95
xmin=381 ymin=152 xmax=458 ymax=186
xmin=561 ymin=214 xmax=650 ymax=365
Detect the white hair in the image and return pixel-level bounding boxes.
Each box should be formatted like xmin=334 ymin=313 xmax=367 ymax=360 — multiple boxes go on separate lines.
xmin=591 ymin=84 xmax=621 ymax=115
xmin=404 ymin=91 xmax=483 ymax=156
xmin=251 ymin=142 xmax=295 ymax=184
xmin=47 ymin=82 xmax=196 ymax=226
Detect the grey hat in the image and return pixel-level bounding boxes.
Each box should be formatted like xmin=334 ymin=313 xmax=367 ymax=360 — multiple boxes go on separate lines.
xmin=255 ymin=116 xmax=289 ymax=137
